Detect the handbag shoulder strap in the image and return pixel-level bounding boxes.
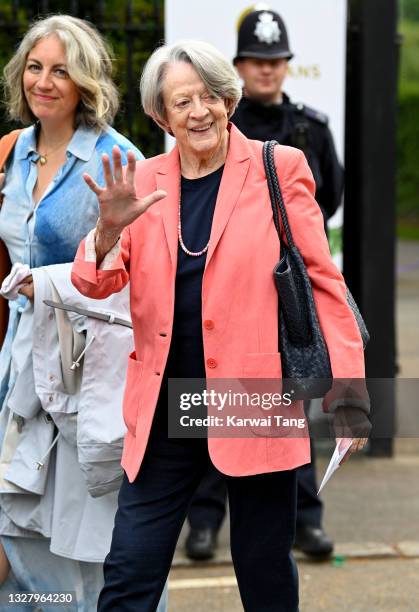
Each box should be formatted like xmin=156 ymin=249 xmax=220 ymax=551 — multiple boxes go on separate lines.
xmin=0 ymin=129 xmax=23 ymax=172
xmin=262 ymin=140 xmax=295 ymax=249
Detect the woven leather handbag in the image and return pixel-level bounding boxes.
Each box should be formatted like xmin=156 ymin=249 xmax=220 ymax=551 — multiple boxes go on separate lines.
xmin=0 ymin=129 xmax=23 ymax=348
xmin=263 ymin=140 xmax=369 ymax=399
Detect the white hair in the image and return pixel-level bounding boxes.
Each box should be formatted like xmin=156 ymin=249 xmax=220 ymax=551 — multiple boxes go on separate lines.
xmin=140 ymin=39 xmax=242 ymax=125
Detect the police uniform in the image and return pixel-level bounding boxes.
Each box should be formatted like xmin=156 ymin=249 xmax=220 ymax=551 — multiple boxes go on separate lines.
xmin=232 ymin=7 xmax=343 ymax=228
xmin=232 ymin=94 xmax=344 ymax=228
xmin=186 ymin=8 xmax=338 ymax=561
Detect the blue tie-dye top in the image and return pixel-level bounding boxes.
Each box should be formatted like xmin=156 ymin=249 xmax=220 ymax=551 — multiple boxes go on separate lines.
xmin=0 ymin=123 xmax=143 ymax=267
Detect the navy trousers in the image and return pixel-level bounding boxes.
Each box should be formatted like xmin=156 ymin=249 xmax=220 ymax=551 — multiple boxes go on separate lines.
xmin=189 ymin=402 xmax=322 ymax=532
xmin=296 ymin=442 xmax=322 ymax=528
xmin=189 ymin=442 xmax=322 ymax=531
xmin=187 ymin=463 xmax=227 ymax=531
xmin=97 ymin=399 xmax=299 ymax=612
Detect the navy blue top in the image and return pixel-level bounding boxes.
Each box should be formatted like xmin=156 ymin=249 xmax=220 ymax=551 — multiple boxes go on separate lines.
xmin=166 ymin=165 xmax=224 ymax=379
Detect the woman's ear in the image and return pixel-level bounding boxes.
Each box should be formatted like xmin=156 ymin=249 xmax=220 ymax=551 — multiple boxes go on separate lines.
xmin=224 ymin=99 xmax=235 ymax=119
xmin=154 ymin=115 xmax=174 ymax=137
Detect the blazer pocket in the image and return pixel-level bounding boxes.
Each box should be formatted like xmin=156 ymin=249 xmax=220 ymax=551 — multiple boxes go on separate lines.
xmin=122 ymin=351 xmax=143 ymax=436
xmin=243 ymin=352 xmax=282 ymax=378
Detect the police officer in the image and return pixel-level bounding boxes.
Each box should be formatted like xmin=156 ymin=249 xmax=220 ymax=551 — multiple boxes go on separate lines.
xmin=232 ymin=7 xmax=343 ymax=230
xmin=185 ymin=6 xmax=340 ymax=561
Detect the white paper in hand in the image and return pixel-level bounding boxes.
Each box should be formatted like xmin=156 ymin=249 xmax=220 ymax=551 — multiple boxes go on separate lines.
xmin=317 ymin=438 xmax=353 ymax=495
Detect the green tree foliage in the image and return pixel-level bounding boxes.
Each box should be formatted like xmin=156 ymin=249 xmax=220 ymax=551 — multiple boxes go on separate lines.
xmin=0 ymin=0 xmax=164 ymax=157
xmin=398 ymin=19 xmax=419 ymax=224
xmin=399 ymin=18 xmax=419 ymax=82
xmin=398 ymin=82 xmax=419 ymax=221
xmin=400 ymin=0 xmax=419 ymax=22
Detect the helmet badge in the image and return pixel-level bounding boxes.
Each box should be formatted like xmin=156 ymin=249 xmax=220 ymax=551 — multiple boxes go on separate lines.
xmin=254 ymin=12 xmax=281 ymax=45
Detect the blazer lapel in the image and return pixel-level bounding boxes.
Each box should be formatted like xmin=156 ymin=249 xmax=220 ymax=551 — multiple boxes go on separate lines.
xmin=155 ymin=146 xmax=180 ymax=269
xmin=153 ymin=125 xmax=251 ymax=270
xmin=205 ymin=126 xmax=251 ymax=268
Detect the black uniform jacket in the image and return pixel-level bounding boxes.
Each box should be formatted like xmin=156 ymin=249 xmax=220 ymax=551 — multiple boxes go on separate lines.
xmin=231 ymin=93 xmax=344 ymax=225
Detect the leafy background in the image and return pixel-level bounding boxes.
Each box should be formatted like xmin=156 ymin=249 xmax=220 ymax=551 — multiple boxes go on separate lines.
xmin=398 ymin=0 xmax=419 ymax=238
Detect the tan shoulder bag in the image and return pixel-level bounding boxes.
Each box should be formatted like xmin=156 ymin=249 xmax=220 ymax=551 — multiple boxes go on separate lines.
xmin=0 ymin=129 xmax=24 ymax=348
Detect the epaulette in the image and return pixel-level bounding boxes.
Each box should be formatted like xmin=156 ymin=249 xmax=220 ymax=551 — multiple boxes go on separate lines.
xmin=294 ymin=103 xmax=329 ymax=125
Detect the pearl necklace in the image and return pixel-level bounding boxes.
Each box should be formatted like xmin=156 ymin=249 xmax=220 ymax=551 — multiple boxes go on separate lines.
xmin=178 ymin=191 xmax=210 ymax=257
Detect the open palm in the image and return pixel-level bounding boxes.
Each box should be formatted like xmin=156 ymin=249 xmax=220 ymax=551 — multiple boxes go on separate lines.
xmin=83 ymin=146 xmax=166 ymax=234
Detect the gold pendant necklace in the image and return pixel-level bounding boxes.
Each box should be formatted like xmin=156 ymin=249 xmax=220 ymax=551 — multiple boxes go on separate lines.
xmin=37 ymin=135 xmax=72 ymax=165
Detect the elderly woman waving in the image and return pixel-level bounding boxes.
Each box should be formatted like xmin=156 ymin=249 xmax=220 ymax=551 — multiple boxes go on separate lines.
xmin=72 ymin=40 xmax=368 ymax=612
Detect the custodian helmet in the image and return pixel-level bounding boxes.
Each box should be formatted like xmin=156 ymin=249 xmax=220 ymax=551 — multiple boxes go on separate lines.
xmin=234 ymin=8 xmax=294 ymax=63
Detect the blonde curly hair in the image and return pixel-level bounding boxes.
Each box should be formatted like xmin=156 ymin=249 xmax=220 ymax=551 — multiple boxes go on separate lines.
xmin=3 ymin=14 xmax=119 ymax=129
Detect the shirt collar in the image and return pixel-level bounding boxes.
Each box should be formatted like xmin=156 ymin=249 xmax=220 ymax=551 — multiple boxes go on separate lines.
xmin=14 ymin=123 xmax=102 ymax=162
xmin=15 ymin=125 xmax=38 ymax=160
xmin=67 ymin=124 xmax=102 ymax=161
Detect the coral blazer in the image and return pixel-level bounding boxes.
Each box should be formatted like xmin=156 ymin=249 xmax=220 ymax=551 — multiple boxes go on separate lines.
xmin=72 ymin=124 xmax=365 ymax=483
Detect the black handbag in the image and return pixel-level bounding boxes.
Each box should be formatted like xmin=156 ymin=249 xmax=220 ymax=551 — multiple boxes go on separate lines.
xmin=263 ymin=140 xmax=369 ymax=399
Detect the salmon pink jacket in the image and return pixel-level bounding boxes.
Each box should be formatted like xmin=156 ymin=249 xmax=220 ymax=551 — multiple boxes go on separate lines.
xmin=71 ymin=125 xmax=365 ymax=483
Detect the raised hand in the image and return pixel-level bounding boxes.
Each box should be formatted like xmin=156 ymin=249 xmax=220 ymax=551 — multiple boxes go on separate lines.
xmin=83 ymin=146 xmax=167 ymax=236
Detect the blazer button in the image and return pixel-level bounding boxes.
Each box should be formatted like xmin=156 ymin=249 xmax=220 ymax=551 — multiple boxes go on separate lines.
xmin=204 ymin=319 xmax=214 ymax=330
xmin=206 ymin=358 xmax=217 ymax=369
